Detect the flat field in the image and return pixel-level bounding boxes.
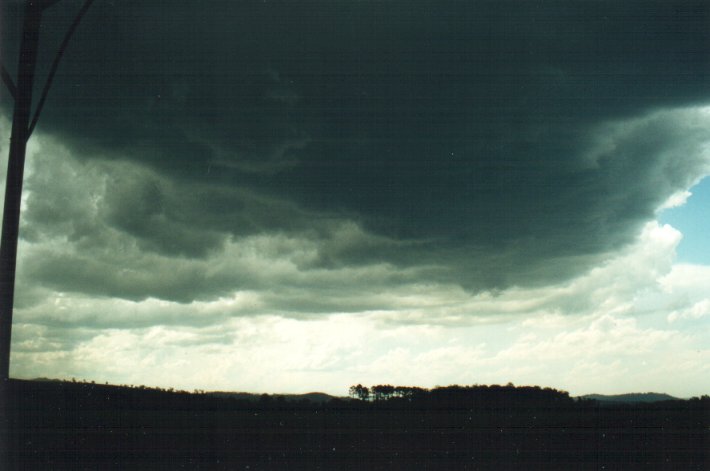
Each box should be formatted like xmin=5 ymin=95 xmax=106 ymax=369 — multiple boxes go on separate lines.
xmin=6 ymin=380 xmax=708 ymax=470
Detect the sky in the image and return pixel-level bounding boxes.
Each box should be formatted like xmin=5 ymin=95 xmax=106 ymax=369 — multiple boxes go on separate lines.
xmin=1 ymin=0 xmax=709 ymax=397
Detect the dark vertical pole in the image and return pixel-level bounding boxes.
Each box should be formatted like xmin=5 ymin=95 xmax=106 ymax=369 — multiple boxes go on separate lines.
xmin=0 ymin=0 xmax=42 ymax=382
xmin=0 ymin=2 xmax=43 ymax=468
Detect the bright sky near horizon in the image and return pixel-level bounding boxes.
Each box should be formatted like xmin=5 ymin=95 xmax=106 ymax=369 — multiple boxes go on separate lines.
xmin=1 ymin=0 xmax=709 ymax=398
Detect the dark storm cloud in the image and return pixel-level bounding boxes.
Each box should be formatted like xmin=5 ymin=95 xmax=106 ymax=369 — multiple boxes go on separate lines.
xmin=3 ymin=0 xmax=710 ymax=302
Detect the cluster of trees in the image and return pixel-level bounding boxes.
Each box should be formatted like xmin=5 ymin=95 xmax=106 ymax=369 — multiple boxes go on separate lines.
xmin=349 ymin=383 xmax=574 ymax=407
xmin=349 ymin=384 xmax=427 ymax=402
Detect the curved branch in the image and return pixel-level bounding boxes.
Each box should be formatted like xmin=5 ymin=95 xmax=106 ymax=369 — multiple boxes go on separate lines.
xmin=1 ymin=65 xmax=17 ymax=101
xmin=27 ymin=0 xmax=96 ymax=139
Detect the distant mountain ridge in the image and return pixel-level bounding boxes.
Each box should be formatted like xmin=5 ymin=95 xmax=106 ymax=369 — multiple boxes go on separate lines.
xmin=207 ymin=391 xmax=339 ymax=403
xmin=579 ymin=393 xmax=679 ymax=403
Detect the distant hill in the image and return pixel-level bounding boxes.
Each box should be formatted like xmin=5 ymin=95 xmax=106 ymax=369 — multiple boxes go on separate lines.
xmin=579 ymin=393 xmax=679 ymax=403
xmin=29 ymin=378 xmax=341 ymax=404
xmin=206 ymin=391 xmax=340 ymax=404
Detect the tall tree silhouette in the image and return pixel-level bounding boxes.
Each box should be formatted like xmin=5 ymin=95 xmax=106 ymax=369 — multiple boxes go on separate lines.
xmin=1 ymin=0 xmax=95 ymax=383
xmin=1 ymin=1 xmax=95 ymax=466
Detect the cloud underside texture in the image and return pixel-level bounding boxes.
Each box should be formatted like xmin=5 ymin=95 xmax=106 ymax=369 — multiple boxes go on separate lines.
xmin=2 ymin=0 xmax=710 ymax=306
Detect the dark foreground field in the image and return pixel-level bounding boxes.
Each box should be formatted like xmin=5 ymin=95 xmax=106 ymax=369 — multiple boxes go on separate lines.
xmin=5 ymin=379 xmax=709 ymax=470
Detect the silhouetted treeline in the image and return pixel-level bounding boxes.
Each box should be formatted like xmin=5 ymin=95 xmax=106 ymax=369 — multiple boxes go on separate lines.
xmin=6 ymin=378 xmax=338 ymax=416
xmin=5 ymin=379 xmax=709 ymax=470
xmin=349 ymin=383 xmax=576 ymax=409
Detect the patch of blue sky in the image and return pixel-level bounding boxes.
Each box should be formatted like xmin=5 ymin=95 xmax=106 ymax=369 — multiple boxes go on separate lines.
xmin=659 ymin=177 xmax=710 ymax=265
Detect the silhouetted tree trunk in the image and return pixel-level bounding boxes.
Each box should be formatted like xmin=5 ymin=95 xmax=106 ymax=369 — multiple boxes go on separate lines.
xmin=0 ymin=3 xmax=42 ymax=466
xmin=0 ymin=0 xmax=42 ymax=387
xmin=1 ymin=1 xmax=95 ymax=467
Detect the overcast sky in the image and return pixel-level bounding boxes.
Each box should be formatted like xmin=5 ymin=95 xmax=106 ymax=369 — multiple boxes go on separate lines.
xmin=1 ymin=0 xmax=709 ymax=396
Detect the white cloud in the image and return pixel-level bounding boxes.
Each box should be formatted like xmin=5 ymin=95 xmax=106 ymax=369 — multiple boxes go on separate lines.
xmin=657 ymin=189 xmax=693 ymax=212
xmin=10 ymin=205 xmax=710 ymax=397
xmin=668 ymin=299 xmax=710 ymax=323
xmin=660 ymin=263 xmax=710 ymax=296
